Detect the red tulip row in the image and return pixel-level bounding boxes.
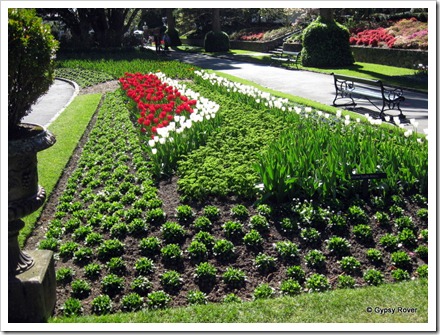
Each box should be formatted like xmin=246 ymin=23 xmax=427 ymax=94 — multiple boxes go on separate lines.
xmin=119 ymin=72 xmax=197 ymax=137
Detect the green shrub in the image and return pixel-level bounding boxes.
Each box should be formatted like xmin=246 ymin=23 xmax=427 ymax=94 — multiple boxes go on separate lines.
xmin=347 ymin=205 xmax=369 ymax=225
xmin=59 ymin=241 xmax=79 ymax=259
xmin=175 ymin=205 xmax=194 ymax=223
xmin=101 ymin=274 xmax=124 ymax=296
xmin=398 ymin=228 xmax=417 ymax=248
xmin=363 ymin=269 xmax=384 ymax=286
xmin=339 ymin=256 xmax=361 ymax=273
xmin=97 ymin=239 xmax=125 ymax=260
xmin=134 ymin=257 xmax=155 ymax=275
xmin=280 ymin=279 xmax=302 ymax=296
xmin=394 ymin=216 xmax=415 ymax=231
xmin=146 ymin=208 xmax=166 ymax=225
xmin=419 ymin=229 xmax=428 ymax=242
xmin=306 ymin=273 xmax=330 ymax=292
xmin=193 ymin=216 xmax=213 ymax=232
xmin=187 ymin=290 xmax=208 ymax=305
xmin=326 ymin=236 xmax=351 ymax=256
xmin=279 ymin=217 xmax=299 ymax=234
xmin=147 ymin=291 xmax=171 ymax=309
xmin=253 ymin=283 xmax=275 ymax=300
xmin=415 ymin=245 xmax=428 ymax=260
xmin=204 ymin=30 xmax=230 ymax=52
xmin=366 ymin=248 xmax=383 ymax=264
xmin=72 ymin=226 xmax=92 ymax=242
xmin=223 ymin=293 xmax=242 ymax=303
xmin=352 ymin=224 xmax=373 ymax=242
xmin=305 ymin=250 xmax=326 ymax=269
xmin=374 ymin=212 xmax=390 ymax=226
xmin=128 ymin=219 xmax=149 ymax=236
xmin=300 ymin=227 xmax=321 ymax=245
xmin=213 ymin=239 xmax=236 ymax=261
xmin=256 ymin=204 xmax=272 ymax=217
xmin=85 ymin=232 xmax=103 ymax=246
xmin=91 ymin=295 xmax=113 ymax=315
xmin=160 ymin=270 xmax=183 ymax=292
xmin=160 ymin=244 xmax=183 ymax=264
xmin=249 ymin=215 xmax=269 ymax=232
xmin=301 ymin=16 xmax=354 ymax=67
xmin=139 ymin=237 xmax=162 ymax=257
xmin=231 ymin=204 xmax=249 ymax=221
xmin=417 ymin=265 xmax=428 ymax=279
xmin=73 ymin=247 xmax=93 ymax=264
xmin=337 ymin=275 xmax=356 ymax=289
xmin=61 ymin=298 xmax=83 ymax=317
xmin=274 ymin=241 xmax=300 ymax=262
xmin=84 ymin=263 xmax=102 ymax=280
xmin=194 ymin=262 xmax=217 ymax=283
xmin=391 ymin=268 xmax=410 ymax=282
xmin=71 ymin=279 xmax=91 ymax=299
xmin=121 ymin=293 xmax=144 ymax=312
xmin=203 ymin=205 xmax=220 ymax=221
xmin=223 ymin=267 xmax=246 ymax=288
xmin=160 ymin=221 xmax=187 ymax=243
xmin=243 ymin=229 xmax=263 ymax=249
xmin=38 ymin=238 xmax=59 ymax=251
xmin=379 ymin=233 xmax=399 ymax=251
xmin=187 ymin=240 xmax=209 ymax=261
xmin=286 ymin=265 xmax=306 ymax=284
xmin=254 ymin=253 xmax=277 ymax=273
xmin=56 ymin=268 xmax=74 ymax=284
xmin=8 ymin=8 xmax=59 ymax=131
xmin=222 ymin=221 xmax=244 ymax=239
xmin=417 ymin=208 xmax=428 ymax=221
xmin=391 ymin=251 xmax=412 ymax=269
xmin=131 ymin=276 xmax=152 ymax=296
xmin=193 ymin=231 xmax=216 ymax=250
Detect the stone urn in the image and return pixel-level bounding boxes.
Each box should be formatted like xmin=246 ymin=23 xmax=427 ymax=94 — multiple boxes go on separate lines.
xmin=8 ymin=123 xmax=57 ymax=322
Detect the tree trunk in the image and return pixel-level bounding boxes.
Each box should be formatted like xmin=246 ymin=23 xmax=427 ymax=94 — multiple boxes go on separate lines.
xmin=212 ymin=8 xmax=221 ymax=33
xmin=319 ymin=8 xmax=334 ymax=23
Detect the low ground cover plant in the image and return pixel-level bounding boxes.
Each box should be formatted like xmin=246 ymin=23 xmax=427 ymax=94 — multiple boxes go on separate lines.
xmin=32 ymin=58 xmax=428 ymax=317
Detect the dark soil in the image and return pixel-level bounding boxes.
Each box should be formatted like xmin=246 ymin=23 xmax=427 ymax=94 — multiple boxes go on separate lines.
xmin=24 ymin=85 xmax=428 ymax=318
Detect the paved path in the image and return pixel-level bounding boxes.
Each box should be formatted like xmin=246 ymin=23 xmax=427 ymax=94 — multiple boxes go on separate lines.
xmin=22 ymin=78 xmax=78 ymax=128
xmin=168 ymin=51 xmax=429 ymax=133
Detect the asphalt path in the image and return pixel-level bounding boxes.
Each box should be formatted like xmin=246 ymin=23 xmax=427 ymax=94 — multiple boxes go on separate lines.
xmin=168 ymin=51 xmax=429 ymax=133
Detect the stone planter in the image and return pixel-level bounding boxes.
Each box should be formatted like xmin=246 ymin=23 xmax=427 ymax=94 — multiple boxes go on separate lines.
xmin=8 ymin=123 xmax=57 ymax=322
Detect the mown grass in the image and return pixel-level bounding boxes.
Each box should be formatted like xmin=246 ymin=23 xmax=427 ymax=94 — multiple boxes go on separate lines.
xmin=20 ymin=93 xmax=102 ymax=247
xmin=50 ymin=279 xmax=428 ymax=324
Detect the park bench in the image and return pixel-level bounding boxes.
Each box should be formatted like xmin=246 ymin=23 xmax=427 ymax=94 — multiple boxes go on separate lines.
xmin=332 ymin=73 xmax=406 ymax=120
xmin=270 ymin=50 xmax=301 ymax=69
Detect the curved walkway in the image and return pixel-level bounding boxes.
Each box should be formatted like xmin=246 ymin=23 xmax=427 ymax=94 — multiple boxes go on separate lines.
xmin=22 ymin=78 xmax=78 ymax=128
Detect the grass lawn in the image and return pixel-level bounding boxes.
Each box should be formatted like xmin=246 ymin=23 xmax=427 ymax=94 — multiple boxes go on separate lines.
xmin=19 ymin=93 xmax=102 ymax=247
xmin=50 ymin=279 xmax=428 ymax=326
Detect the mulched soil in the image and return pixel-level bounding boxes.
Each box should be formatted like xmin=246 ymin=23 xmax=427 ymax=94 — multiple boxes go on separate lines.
xmin=24 ymin=84 xmax=428 ymax=317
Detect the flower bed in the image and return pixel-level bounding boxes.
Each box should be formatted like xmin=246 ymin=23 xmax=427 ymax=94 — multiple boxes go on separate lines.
xmin=349 ymin=18 xmax=428 ymax=50
xmin=30 ymin=63 xmax=428 ymax=318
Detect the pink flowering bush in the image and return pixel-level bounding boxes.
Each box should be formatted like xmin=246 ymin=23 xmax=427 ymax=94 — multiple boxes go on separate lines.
xmin=349 ymin=17 xmax=428 ymax=50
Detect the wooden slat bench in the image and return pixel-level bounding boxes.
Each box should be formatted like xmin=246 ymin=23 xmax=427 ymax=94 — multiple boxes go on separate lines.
xmin=270 ymin=50 xmax=301 ymax=69
xmin=332 ymin=73 xmax=406 ymax=120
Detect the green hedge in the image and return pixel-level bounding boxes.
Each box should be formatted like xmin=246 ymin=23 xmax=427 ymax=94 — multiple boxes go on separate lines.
xmin=301 ymin=17 xmax=354 ymax=68
xmin=204 ymin=31 xmax=230 ymax=52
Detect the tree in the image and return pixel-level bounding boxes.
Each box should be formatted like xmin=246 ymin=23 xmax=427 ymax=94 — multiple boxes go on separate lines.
xmin=300 ymin=8 xmax=354 ymax=67
xmin=38 ymin=8 xmax=143 ymax=48
xmin=165 ymin=8 xmax=181 ymax=46
xmin=204 ymin=8 xmax=229 ymax=52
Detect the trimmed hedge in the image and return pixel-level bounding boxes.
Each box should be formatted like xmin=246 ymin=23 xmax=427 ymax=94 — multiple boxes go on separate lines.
xmin=301 ymin=17 xmax=354 ymax=68
xmin=204 ymin=31 xmax=230 ymax=52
